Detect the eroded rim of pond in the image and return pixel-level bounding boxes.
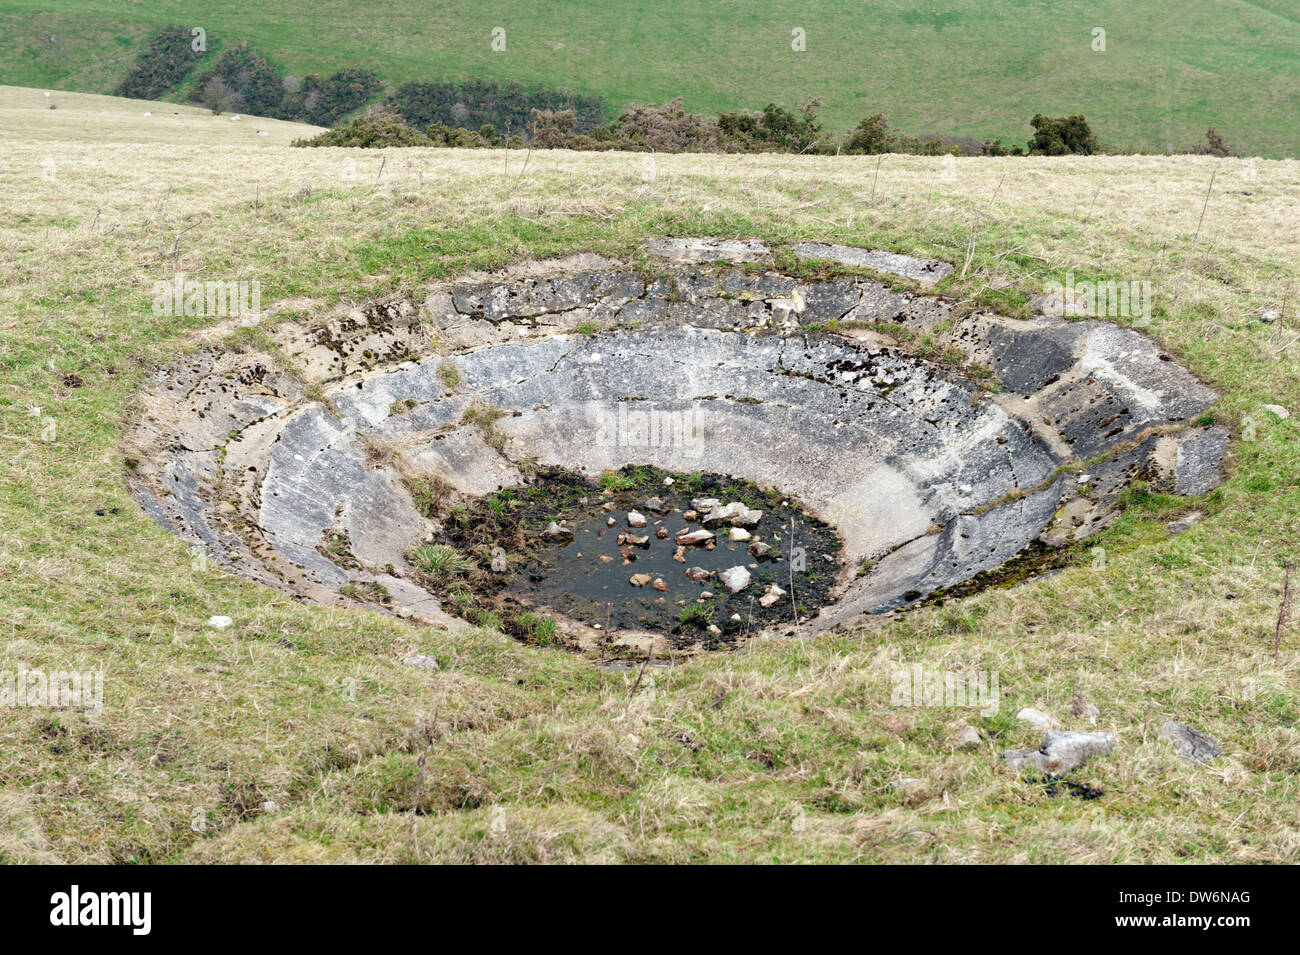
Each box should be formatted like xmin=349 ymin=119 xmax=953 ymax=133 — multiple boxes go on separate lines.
xmin=126 ymin=239 xmax=1231 ymax=656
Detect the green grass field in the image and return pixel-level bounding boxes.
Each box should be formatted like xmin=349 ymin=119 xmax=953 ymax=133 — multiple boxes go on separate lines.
xmin=0 ymin=0 xmax=1296 ymax=156
xmin=0 ymin=82 xmax=1297 ymax=860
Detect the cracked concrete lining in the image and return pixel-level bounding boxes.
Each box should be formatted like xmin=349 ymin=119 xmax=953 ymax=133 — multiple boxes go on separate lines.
xmin=126 ymin=241 xmax=1229 ymax=645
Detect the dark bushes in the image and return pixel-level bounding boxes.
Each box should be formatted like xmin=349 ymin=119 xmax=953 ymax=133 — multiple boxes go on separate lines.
xmin=388 ymin=79 xmax=605 ymax=136
xmin=292 ymin=107 xmax=433 ymax=147
xmin=115 ymin=26 xmax=202 ymax=100
xmin=1026 ymin=114 xmax=1097 ymax=155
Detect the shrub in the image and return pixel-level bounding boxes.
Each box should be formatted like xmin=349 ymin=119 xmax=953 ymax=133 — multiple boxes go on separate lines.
xmin=1027 ymin=114 xmax=1097 ymax=155
xmin=611 ymin=98 xmax=718 ymax=152
xmin=528 ymin=108 xmax=578 ymax=148
xmin=389 ymin=79 xmax=605 ymax=137
xmin=116 ymin=25 xmax=202 ymax=100
xmin=717 ymin=100 xmax=824 ymax=152
xmin=843 ymin=113 xmax=894 ymax=154
xmin=190 ymin=45 xmax=285 ymax=118
xmin=295 ymin=107 xmax=432 ymax=147
xmin=201 ymin=76 xmax=239 ymax=116
xmin=1188 ymin=127 xmax=1233 ymax=157
xmin=281 ymin=68 xmax=383 ymax=126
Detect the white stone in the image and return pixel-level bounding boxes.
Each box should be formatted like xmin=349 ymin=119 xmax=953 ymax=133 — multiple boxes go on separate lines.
xmin=718 ymin=565 xmax=751 ymax=594
xmin=207 ymin=615 xmax=233 ymax=630
xmin=1016 ymin=707 xmax=1055 ymax=731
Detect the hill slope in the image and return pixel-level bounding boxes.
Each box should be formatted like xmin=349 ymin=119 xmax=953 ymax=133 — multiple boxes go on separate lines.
xmin=0 ymin=0 xmax=1296 ymax=156
xmin=0 ymin=84 xmax=324 ymax=145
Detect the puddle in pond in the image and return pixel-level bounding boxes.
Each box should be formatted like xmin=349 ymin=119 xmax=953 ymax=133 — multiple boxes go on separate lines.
xmin=420 ymin=466 xmax=843 ymax=648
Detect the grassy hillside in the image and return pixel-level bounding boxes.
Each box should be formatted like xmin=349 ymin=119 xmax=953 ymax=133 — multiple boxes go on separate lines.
xmin=0 ymin=122 xmax=1297 ymax=860
xmin=0 ymin=84 xmax=324 ymax=145
xmin=0 ymin=0 xmax=1296 ymax=156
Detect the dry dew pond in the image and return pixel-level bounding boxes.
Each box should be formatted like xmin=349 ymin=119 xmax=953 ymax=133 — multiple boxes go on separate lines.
xmin=127 ymin=238 xmax=1229 ymax=658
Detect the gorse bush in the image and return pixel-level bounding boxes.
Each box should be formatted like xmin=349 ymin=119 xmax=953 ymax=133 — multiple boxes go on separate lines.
xmin=281 ymin=68 xmax=384 ymax=126
xmin=1027 ymin=113 xmax=1097 ymax=155
xmin=189 ymin=44 xmax=381 ymax=124
xmin=388 ymin=79 xmax=605 ymax=136
xmin=295 ymin=107 xmax=434 ymax=147
xmin=115 ymin=25 xmax=203 ymax=100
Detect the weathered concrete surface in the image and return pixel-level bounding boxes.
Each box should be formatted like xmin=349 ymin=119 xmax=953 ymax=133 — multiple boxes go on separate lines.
xmin=791 ymin=241 xmax=955 ymax=287
xmin=646 ymin=237 xmax=770 ymax=263
xmin=126 ymin=241 xmax=1227 ymax=643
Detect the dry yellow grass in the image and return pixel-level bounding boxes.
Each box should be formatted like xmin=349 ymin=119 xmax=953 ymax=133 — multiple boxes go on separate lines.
xmin=0 ymin=117 xmax=1297 ymax=862
xmin=0 ymin=84 xmax=324 ymax=147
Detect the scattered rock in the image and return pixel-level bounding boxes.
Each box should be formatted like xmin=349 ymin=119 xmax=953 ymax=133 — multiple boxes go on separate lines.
xmin=1003 ymin=731 xmax=1115 ymax=773
xmin=685 ymin=566 xmax=714 ymax=582
xmin=676 ymin=529 xmax=714 ymax=545
xmin=758 ymin=583 xmax=786 ymax=608
xmin=889 ymin=777 xmax=923 ymax=792
xmin=656 ymin=527 xmax=669 ymax=539
xmin=543 ymin=521 xmax=573 ymax=542
xmin=1174 ymin=427 xmax=1231 ymax=496
xmin=702 ymin=501 xmax=763 ymax=528
xmin=1252 ymin=307 xmax=1282 ymax=323
xmin=749 ymin=541 xmax=774 ymax=560
xmin=606 ymin=516 xmax=616 ymax=526
xmin=1161 ymin=721 xmax=1222 ymax=764
xmin=956 ymin=725 xmax=982 ymax=750
xmin=623 ymin=534 xmax=650 ymax=547
xmin=1166 ymin=511 xmax=1204 ymax=535
xmin=652 ymin=578 xmax=668 ymax=592
xmin=261 ymin=800 xmax=280 ymax=813
xmin=699 ymin=591 xmax=714 ymax=599
xmin=718 ymin=565 xmax=752 ymax=594
xmin=1262 ymin=404 xmax=1290 ymax=420
xmin=706 ymin=624 xmax=722 ymax=635
xmin=207 ymin=615 xmax=233 ymax=630
xmin=402 ymin=653 xmax=440 ymax=671
xmin=728 ymin=527 xmax=752 ymax=542
xmin=627 ymin=510 xmax=647 ymax=527
xmin=691 ymin=497 xmax=721 ymax=511
xmin=629 ymin=573 xmax=653 ymax=587
xmin=672 ymin=545 xmax=687 ymax=562
xmin=1016 ymin=707 xmax=1055 ymax=731
xmin=643 ymin=497 xmax=670 ymax=515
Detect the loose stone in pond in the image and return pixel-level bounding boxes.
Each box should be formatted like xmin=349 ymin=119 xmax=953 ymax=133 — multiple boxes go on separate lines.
xmin=719 ymin=566 xmax=752 ymax=594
